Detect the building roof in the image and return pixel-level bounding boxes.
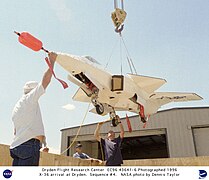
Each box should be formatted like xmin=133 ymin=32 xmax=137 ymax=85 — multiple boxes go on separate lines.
xmin=60 ymin=106 xmax=209 ymax=132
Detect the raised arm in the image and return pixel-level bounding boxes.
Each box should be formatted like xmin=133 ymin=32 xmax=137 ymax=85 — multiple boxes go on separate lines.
xmin=94 ymin=122 xmax=104 ymax=142
xmin=117 ymin=116 xmax=124 ymax=139
xmin=42 ymin=52 xmax=57 ymax=89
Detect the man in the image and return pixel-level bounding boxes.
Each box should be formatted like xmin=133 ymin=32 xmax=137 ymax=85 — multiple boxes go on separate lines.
xmin=73 ymin=144 xmax=90 ymax=159
xmin=94 ymin=116 xmax=124 ymax=166
xmin=73 ymin=143 xmax=103 ymax=165
xmin=10 ymin=52 xmax=57 ymax=166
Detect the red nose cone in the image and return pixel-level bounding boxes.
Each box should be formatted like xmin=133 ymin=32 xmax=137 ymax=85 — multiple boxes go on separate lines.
xmin=18 ymin=32 xmax=43 ymax=51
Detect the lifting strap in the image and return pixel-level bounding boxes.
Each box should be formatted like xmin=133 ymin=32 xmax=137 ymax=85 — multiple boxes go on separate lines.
xmin=105 ymin=34 xmax=137 ymax=76
xmin=45 ymin=57 xmax=68 ymax=89
xmin=126 ymin=114 xmax=132 ymax=132
xmin=120 ymin=34 xmax=138 ymax=75
xmin=108 ymin=1 xmax=138 ymax=76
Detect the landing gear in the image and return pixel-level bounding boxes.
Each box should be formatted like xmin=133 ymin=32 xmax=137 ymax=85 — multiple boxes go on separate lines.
xmin=92 ymin=97 xmax=104 ymax=115
xmin=91 ymin=94 xmax=120 ymax=126
xmin=141 ymin=116 xmax=148 ymax=123
xmin=138 ymin=104 xmax=149 ymax=123
xmin=112 ymin=117 xmax=118 ymax=127
xmin=95 ymin=104 xmax=104 ymax=115
xmin=111 ymin=116 xmax=120 ymax=127
xmin=91 ymin=90 xmax=105 ymax=115
xmin=109 ymin=111 xmax=120 ymax=127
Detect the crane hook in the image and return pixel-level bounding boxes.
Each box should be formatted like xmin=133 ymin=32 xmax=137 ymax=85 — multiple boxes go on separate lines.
xmin=111 ymin=0 xmax=127 ymax=34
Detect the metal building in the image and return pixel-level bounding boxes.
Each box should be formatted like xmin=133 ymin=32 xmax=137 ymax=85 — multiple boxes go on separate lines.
xmin=60 ymin=107 xmax=209 ymax=160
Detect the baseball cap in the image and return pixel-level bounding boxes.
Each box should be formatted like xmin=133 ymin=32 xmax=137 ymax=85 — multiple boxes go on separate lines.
xmin=108 ymin=130 xmax=115 ymax=134
xmin=75 ymin=144 xmax=82 ymax=148
xmin=23 ymin=81 xmax=38 ymax=94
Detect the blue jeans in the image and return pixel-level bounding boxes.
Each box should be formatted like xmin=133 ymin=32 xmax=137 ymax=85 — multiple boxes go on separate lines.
xmin=10 ymin=139 xmax=41 ymax=166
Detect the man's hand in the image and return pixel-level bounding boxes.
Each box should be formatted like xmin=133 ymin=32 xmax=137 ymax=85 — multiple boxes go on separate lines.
xmin=42 ymin=52 xmax=57 ymax=89
xmin=115 ymin=115 xmax=124 ymax=139
xmin=94 ymin=121 xmax=104 ymax=142
xmin=48 ymin=52 xmax=57 ymax=64
xmin=42 ymin=147 xmax=49 ymax=153
xmin=116 ymin=115 xmax=121 ymax=123
xmin=98 ymin=121 xmax=104 ymax=126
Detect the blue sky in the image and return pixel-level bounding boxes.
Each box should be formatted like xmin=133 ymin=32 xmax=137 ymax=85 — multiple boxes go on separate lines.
xmin=1 ymin=0 xmax=208 ymax=154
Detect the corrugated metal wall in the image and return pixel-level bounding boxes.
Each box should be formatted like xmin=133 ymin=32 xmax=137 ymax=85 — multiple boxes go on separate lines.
xmin=61 ymin=107 xmax=209 ymax=158
xmin=193 ymin=126 xmax=209 ymax=156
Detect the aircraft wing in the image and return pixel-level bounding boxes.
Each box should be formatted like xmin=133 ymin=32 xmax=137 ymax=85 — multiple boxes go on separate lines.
xmin=149 ymin=92 xmax=203 ymax=106
xmin=128 ymin=74 xmax=167 ymax=93
xmin=72 ymin=88 xmax=91 ymax=103
xmin=85 ymin=72 xmax=106 ymax=91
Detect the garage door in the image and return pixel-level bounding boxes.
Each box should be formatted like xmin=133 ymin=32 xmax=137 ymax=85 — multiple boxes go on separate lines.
xmin=193 ymin=127 xmax=209 ymax=156
xmin=121 ymin=134 xmax=168 ymax=160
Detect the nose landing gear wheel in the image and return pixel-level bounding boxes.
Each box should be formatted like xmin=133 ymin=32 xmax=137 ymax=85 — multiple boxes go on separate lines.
xmin=95 ymin=104 xmax=104 ymax=115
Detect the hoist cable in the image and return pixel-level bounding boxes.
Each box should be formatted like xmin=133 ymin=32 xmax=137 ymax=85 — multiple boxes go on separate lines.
xmin=120 ymin=35 xmax=138 ymax=74
xmin=121 ymin=0 xmax=124 ymax=10
xmin=61 ymin=103 xmax=91 ymax=155
xmin=114 ymin=0 xmax=117 ymax=9
xmin=120 ymin=34 xmax=123 ymax=75
xmin=105 ymin=37 xmax=120 ymax=70
xmin=127 ymin=57 xmax=133 ymax=74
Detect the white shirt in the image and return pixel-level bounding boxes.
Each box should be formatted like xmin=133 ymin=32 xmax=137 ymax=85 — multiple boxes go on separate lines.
xmin=10 ymin=83 xmax=45 ymax=149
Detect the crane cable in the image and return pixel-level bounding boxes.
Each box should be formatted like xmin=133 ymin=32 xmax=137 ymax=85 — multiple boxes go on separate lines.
xmin=61 ymin=103 xmax=91 ymax=155
xmin=120 ymin=34 xmax=138 ymax=75
xmin=114 ymin=0 xmax=124 ymax=10
xmin=61 ymin=102 xmax=110 ymax=162
xmin=111 ymin=0 xmax=137 ymax=75
xmin=120 ymin=34 xmax=123 ymax=75
xmin=105 ymin=38 xmax=120 ymax=70
xmin=106 ymin=33 xmax=138 ymax=75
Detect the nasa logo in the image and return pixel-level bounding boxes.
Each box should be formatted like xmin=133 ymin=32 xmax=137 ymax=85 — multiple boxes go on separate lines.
xmin=199 ymin=170 xmax=207 ymax=179
xmin=3 ymin=169 xmax=12 ymax=179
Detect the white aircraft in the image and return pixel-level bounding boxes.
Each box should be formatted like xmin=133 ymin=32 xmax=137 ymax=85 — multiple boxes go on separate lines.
xmin=55 ymin=53 xmax=202 ymax=126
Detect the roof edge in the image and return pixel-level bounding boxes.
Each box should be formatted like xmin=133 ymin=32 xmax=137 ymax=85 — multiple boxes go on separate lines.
xmin=60 ymin=106 xmax=209 ymax=131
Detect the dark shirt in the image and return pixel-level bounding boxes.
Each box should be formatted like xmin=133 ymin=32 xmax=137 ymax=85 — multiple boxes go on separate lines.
xmin=73 ymin=152 xmax=90 ymax=159
xmin=101 ymin=136 xmax=123 ymax=166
